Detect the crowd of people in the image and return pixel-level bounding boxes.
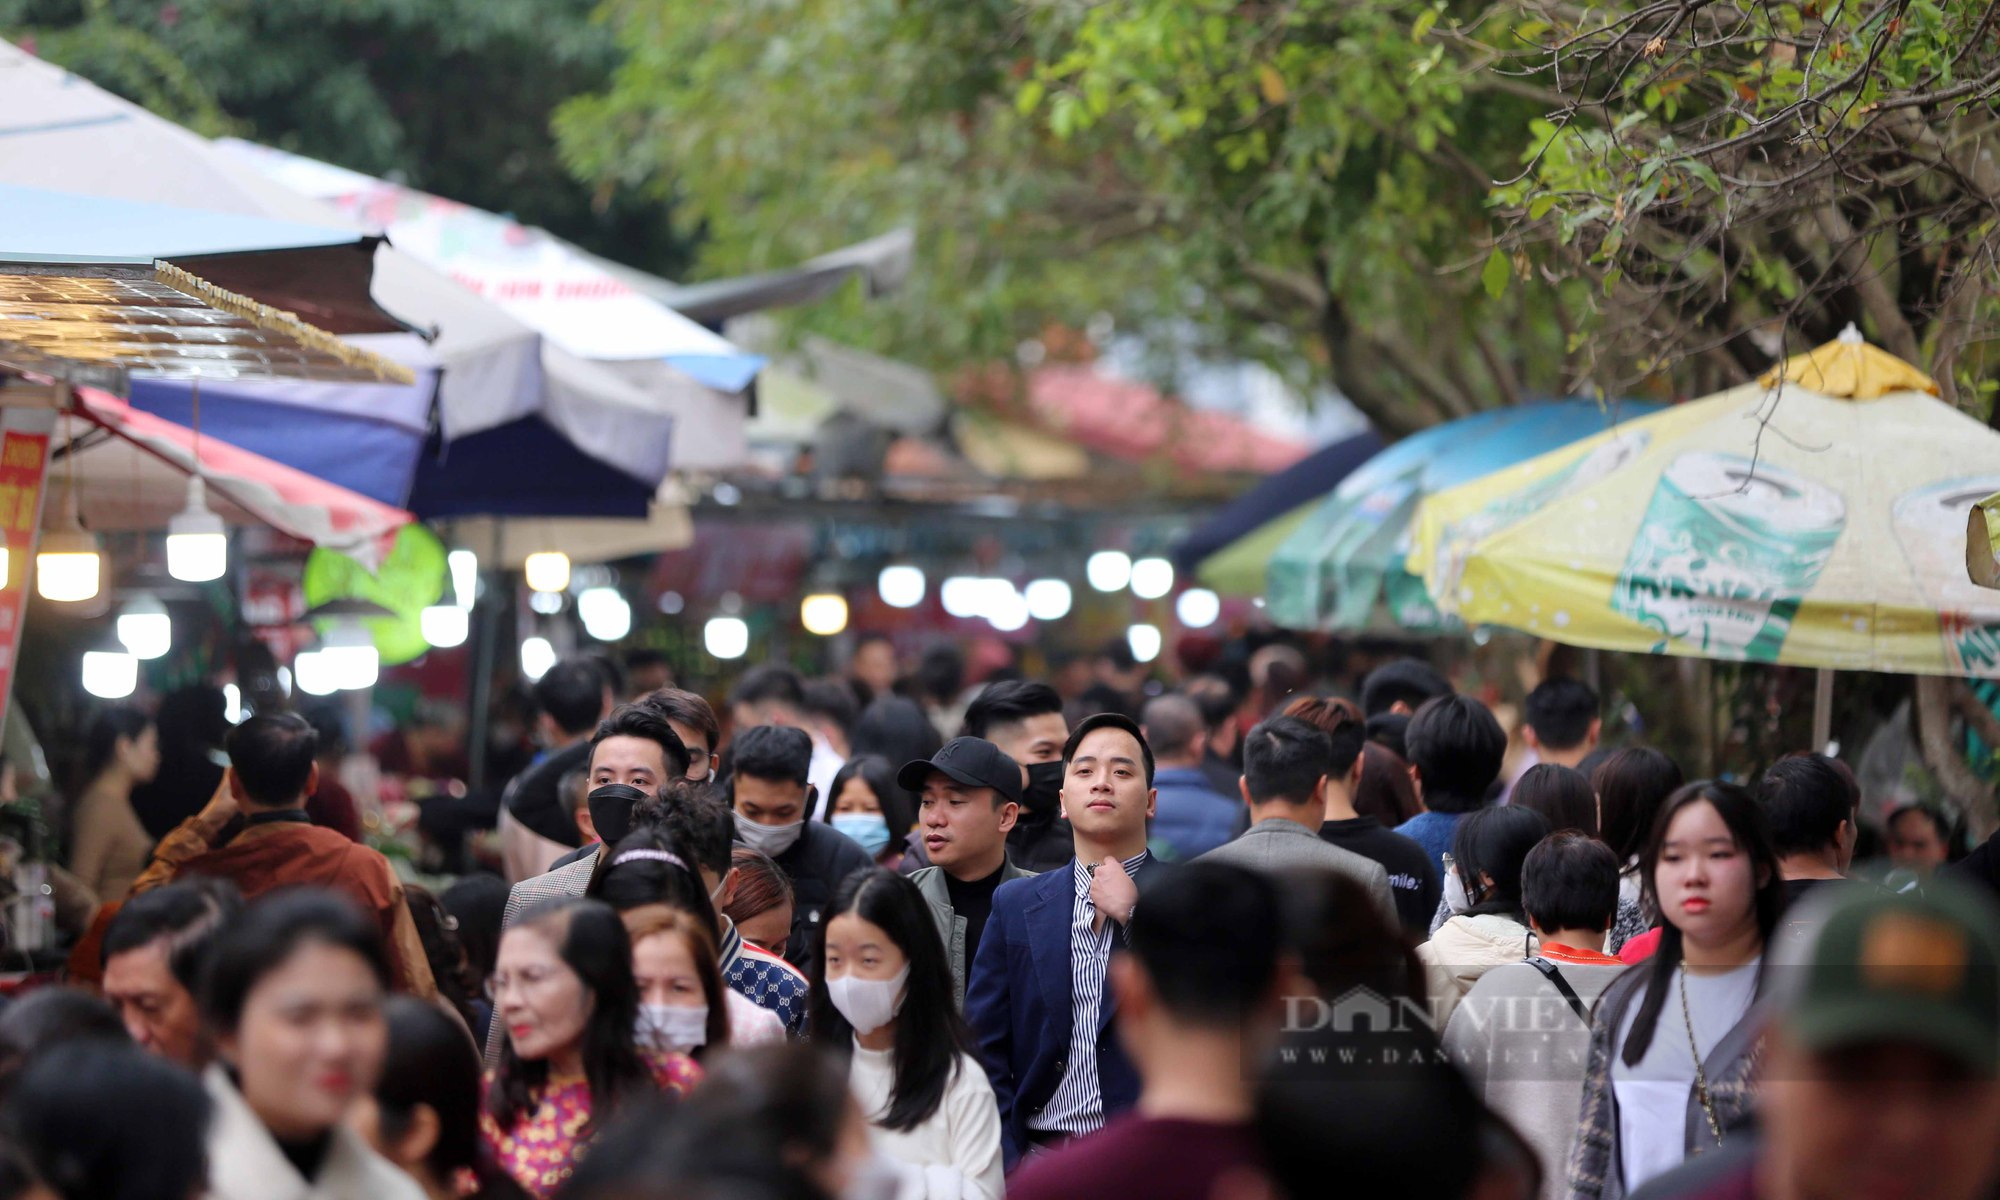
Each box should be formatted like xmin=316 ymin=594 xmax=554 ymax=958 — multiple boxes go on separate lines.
xmin=6 ymin=644 xmax=2000 ymax=1200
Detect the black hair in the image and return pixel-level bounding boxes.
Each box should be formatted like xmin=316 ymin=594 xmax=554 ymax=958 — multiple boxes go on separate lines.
xmin=1623 ymin=781 xmax=1784 ymax=1067
xmin=223 ymin=713 xmax=319 ymax=808
xmin=624 ymin=648 xmax=672 ymax=675
xmin=730 ymin=665 xmax=806 ymax=713
xmin=82 ymin=705 xmax=151 ymax=782
xmin=654 ymin=783 xmax=737 ymax=877
xmin=800 ymin=679 xmax=858 ymax=743
xmin=1128 ymin=862 xmax=1282 ymax=1025
xmin=1062 ymin=712 xmax=1156 ymax=786
xmin=100 ymin=877 xmax=243 ymax=992
xmin=1184 ymin=674 xmax=1241 ymax=734
xmin=489 ymin=899 xmax=653 ymax=1132
xmin=440 ymin=873 xmax=509 ymax=995
xmin=1098 ymin=636 xmax=1139 ymax=673
xmin=1592 ymin=746 xmax=1684 ymax=864
xmin=1754 ymin=754 xmax=1855 ymax=857
xmin=824 ymin=755 xmax=914 ymax=839
xmin=853 ymin=630 xmax=894 ymax=650
xmin=1522 ymin=678 xmax=1600 ymax=751
xmin=1359 ymin=658 xmax=1451 ymax=718
xmin=961 ymin=680 xmax=1064 ymax=740
xmin=1279 ymin=694 xmax=1368 ymax=778
xmin=1451 ymin=805 xmax=1551 ymax=920
xmin=1887 ymin=802 xmax=1956 ymax=851
xmin=3 ymin=1040 xmax=210 ymax=1200
xmin=586 ymin=797 xmax=722 ymax=934
xmin=536 ymin=659 xmax=611 ymax=738
xmin=0 ymin=988 xmax=127 ymax=1090
xmin=851 ymin=695 xmax=943 ymax=777
xmin=640 ymin=688 xmax=720 ymax=760
xmin=914 ymin=644 xmax=965 ymax=706
xmin=403 ymin=884 xmax=481 ymax=1035
xmin=809 ymin=869 xmax=973 ymax=1131
xmin=1521 ymin=831 xmax=1620 ymax=933
xmin=1403 ymin=694 xmax=1505 ymax=813
xmin=199 ymin=888 xmax=390 ymax=1036
xmin=731 ymin=724 xmax=812 ymax=787
xmin=1510 ymin=763 xmax=1598 ymax=836
xmin=377 ymin=997 xmax=527 ymax=1199
xmin=1364 ymin=711 xmax=1410 ymax=760
xmin=591 ymin=703 xmax=692 ymax=780
xmin=1241 ymin=716 xmax=1332 ymax=807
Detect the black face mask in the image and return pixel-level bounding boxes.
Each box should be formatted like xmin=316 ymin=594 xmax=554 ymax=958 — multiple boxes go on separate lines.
xmin=587 ymin=783 xmax=651 ymax=846
xmin=1021 ymin=760 xmax=1064 ymax=817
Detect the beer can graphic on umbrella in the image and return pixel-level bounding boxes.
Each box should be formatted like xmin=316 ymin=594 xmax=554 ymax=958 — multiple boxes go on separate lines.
xmin=1893 ymin=477 xmax=2000 ymax=676
xmin=1612 ymin=452 xmax=1846 ymax=661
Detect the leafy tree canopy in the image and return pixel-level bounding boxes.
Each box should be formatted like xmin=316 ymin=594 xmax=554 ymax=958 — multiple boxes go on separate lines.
xmin=3 ymin=0 xmax=696 ymax=275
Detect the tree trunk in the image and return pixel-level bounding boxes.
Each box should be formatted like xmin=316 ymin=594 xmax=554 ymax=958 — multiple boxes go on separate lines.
xmin=1914 ymin=674 xmax=1998 ymax=839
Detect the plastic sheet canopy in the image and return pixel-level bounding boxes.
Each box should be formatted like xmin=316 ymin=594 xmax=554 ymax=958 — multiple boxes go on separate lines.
xmin=0 ymin=262 xmax=414 ymax=390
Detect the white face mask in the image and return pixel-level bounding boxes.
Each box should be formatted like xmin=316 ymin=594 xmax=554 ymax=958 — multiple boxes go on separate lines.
xmin=635 ymin=1003 xmax=709 ymax=1052
xmin=1444 ymin=865 xmax=1472 ymax=915
xmin=737 ymin=817 xmax=804 ymax=858
xmin=827 ymin=964 xmax=910 ymax=1036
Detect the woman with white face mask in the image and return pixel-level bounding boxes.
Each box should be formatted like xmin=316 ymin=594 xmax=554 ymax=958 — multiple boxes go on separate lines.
xmin=812 ymin=868 xmax=1004 ymax=1200
xmin=620 ymin=905 xmax=734 ymax=1057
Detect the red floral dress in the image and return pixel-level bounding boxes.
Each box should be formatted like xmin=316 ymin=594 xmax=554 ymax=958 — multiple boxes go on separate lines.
xmin=480 ymin=1048 xmax=700 ymax=1198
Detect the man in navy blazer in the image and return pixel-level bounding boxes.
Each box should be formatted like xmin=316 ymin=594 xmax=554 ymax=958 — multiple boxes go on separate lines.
xmin=966 ymin=712 xmax=1164 ymax=1168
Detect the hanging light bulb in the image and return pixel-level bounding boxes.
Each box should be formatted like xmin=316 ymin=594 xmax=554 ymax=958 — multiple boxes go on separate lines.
xmin=987 ymin=589 xmax=1031 ymax=633
xmin=1130 ymin=557 xmax=1174 ymax=600
xmin=524 ymin=551 xmax=571 ymax=594
xmin=578 ymin=587 xmax=633 ymax=641
xmin=447 ymin=549 xmax=478 ymax=608
xmin=704 ymin=616 xmax=749 ymax=660
xmin=878 ymin=565 xmax=925 ymax=609
xmin=166 ymin=475 xmax=227 ymax=582
xmin=801 ymin=594 xmax=849 ymax=636
xmin=0 ymin=546 xmax=11 ymax=590
xmin=1126 ymin=622 xmax=1163 ymax=663
xmin=940 ymin=577 xmax=982 ymax=620
xmin=519 ymin=636 xmax=556 ymax=681
xmin=116 ymin=593 xmax=172 ymax=660
xmin=320 ymin=620 xmax=379 ymax=691
xmin=1024 ymin=579 xmax=1073 ymax=621
xmin=223 ymin=682 xmax=245 ymax=723
xmin=292 ymin=651 xmax=338 ymax=697
xmin=38 ymin=428 xmax=100 ymax=603
xmin=420 ymin=603 xmax=469 ymax=649
xmin=80 ymin=650 xmax=138 ymax=699
xmin=1086 ymin=551 xmax=1132 ymax=593
xmin=1175 ymin=588 xmax=1221 ymax=629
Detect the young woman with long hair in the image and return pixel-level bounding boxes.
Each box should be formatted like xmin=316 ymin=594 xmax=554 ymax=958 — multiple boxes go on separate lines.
xmin=1566 ymin=781 xmax=1783 ymax=1200
xmin=482 ymin=898 xmax=698 ymax=1198
xmin=811 ymin=867 xmax=1002 ymax=1199
xmin=68 ymin=705 xmax=160 ymax=903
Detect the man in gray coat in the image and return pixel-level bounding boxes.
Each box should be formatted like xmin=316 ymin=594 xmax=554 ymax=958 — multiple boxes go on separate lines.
xmin=1199 ymin=715 xmax=1396 ymax=923
xmin=903 ymin=736 xmax=1034 ymax=1007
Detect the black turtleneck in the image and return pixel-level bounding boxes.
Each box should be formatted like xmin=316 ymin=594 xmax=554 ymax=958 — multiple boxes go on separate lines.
xmin=943 ymin=859 xmax=1009 ymax=960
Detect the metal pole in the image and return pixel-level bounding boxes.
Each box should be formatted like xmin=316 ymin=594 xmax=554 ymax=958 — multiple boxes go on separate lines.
xmin=1813 ymin=667 xmax=1835 ymax=753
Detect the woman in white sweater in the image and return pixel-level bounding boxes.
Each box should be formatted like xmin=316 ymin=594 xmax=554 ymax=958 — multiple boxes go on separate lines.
xmin=812 ymin=867 xmax=1004 ymax=1200
xmin=1418 ymin=805 xmax=1552 ymax=1028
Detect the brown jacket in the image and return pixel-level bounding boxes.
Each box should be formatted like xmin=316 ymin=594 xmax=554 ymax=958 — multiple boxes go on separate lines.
xmin=134 ymin=813 xmax=435 ymax=999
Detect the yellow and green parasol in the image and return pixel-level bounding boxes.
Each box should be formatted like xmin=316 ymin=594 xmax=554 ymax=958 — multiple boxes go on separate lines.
xmin=1409 ymin=327 xmax=2000 ymax=677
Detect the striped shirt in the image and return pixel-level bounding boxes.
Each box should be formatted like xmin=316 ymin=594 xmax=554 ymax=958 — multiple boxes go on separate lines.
xmin=1028 ymin=849 xmax=1150 ymax=1137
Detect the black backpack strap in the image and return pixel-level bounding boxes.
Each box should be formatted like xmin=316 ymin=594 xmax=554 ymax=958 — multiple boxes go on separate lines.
xmin=1529 ymin=957 xmax=1592 ymax=1025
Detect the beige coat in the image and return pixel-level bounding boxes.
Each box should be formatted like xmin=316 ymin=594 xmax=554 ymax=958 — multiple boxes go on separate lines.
xmin=204 ymin=1066 xmax=425 ymax=1200
xmin=1417 ymin=912 xmax=1538 ymax=1029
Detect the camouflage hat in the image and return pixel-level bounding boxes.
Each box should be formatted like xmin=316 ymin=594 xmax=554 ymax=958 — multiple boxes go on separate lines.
xmin=1783 ymin=880 xmax=2000 ymax=1073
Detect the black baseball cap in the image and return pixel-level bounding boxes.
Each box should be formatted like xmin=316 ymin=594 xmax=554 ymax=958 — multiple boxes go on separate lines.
xmin=898 ymin=736 xmax=1023 ymax=805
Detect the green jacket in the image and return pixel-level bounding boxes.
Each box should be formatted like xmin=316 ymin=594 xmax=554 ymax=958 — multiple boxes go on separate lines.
xmin=910 ymin=859 xmax=1034 ymax=1008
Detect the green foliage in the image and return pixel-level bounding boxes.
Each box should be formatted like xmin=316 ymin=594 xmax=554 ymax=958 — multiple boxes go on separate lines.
xmin=559 ymin=0 xmax=1570 ymax=433
xmin=2 ymin=0 xmax=695 ymax=275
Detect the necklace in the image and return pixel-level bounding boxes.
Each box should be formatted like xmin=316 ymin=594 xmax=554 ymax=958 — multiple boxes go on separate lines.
xmin=1678 ymin=968 xmax=1726 ymax=1146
